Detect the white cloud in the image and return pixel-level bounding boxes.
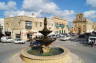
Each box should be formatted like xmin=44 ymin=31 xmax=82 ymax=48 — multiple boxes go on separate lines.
xmin=43 ymin=2 xmax=59 ymax=13
xmin=22 ymin=0 xmax=75 ymax=18
xmin=86 ymin=0 xmax=96 ymax=7
xmin=23 ymin=0 xmax=45 ymax=11
xmin=4 ymin=10 xmax=75 ymax=22
xmin=0 ymin=2 xmax=6 ymax=10
xmin=84 ymin=10 xmax=96 ymax=18
xmin=22 ymin=0 xmax=59 ymax=14
xmin=4 ymin=10 xmax=42 ymax=17
xmin=62 ymin=10 xmax=75 ymax=16
xmin=3 ymin=0 xmax=75 ymax=23
xmin=0 ymin=1 xmax=16 ymax=10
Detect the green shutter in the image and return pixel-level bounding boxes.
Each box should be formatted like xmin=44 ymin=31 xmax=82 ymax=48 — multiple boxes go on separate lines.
xmin=61 ymin=24 xmax=65 ymax=28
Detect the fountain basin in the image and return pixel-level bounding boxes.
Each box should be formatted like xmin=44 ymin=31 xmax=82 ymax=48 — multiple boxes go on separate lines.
xmin=27 ymin=47 xmax=64 ymax=56
xmin=20 ymin=47 xmax=72 ymax=63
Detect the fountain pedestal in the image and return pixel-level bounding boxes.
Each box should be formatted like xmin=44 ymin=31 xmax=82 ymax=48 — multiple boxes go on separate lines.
xmin=42 ymin=46 xmax=50 ymax=53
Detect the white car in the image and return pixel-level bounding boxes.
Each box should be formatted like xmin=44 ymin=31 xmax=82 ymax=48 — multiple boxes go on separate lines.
xmin=14 ymin=39 xmax=26 ymax=44
xmin=60 ymin=36 xmax=71 ymax=41
xmin=1 ymin=36 xmax=14 ymax=43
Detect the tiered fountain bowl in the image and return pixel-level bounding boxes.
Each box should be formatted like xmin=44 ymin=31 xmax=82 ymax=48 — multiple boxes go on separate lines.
xmin=20 ymin=17 xmax=82 ymax=63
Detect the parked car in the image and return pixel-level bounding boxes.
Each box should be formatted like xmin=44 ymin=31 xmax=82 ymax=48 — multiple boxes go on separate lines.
xmin=14 ymin=38 xmax=26 ymax=44
xmin=70 ymin=33 xmax=77 ymax=36
xmin=88 ymin=36 xmax=96 ymax=45
xmin=48 ymin=34 xmax=57 ymax=38
xmin=59 ymin=35 xmax=71 ymax=41
xmin=30 ymin=41 xmax=41 ymax=47
xmin=79 ymin=33 xmax=93 ymax=38
xmin=1 ymin=36 xmax=14 ymax=43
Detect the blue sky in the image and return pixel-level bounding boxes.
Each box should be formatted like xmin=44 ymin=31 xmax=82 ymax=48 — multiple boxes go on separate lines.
xmin=54 ymin=0 xmax=89 ymax=11
xmin=0 ymin=0 xmax=96 ymax=22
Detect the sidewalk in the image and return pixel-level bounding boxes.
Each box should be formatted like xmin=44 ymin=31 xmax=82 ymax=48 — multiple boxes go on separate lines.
xmin=69 ymin=52 xmax=84 ymax=63
xmin=8 ymin=53 xmax=24 ymax=63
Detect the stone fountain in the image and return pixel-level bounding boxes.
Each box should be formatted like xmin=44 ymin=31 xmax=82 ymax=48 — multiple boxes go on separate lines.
xmin=19 ymin=17 xmax=83 ymax=63
xmin=35 ymin=17 xmax=56 ymax=53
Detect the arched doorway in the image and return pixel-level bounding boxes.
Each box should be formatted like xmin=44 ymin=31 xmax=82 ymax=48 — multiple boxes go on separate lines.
xmin=5 ymin=31 xmax=11 ymax=36
xmin=5 ymin=31 xmax=11 ymax=38
xmin=27 ymin=33 xmax=32 ymax=39
xmin=78 ymin=28 xmax=81 ymax=35
xmin=27 ymin=31 xmax=34 ymax=41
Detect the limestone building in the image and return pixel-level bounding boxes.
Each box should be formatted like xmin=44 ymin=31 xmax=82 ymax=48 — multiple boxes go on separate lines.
xmin=51 ymin=16 xmax=69 ymax=34
xmin=93 ymin=23 xmax=96 ymax=32
xmin=69 ymin=27 xmax=76 ymax=34
xmin=73 ymin=13 xmax=93 ymax=34
xmin=4 ymin=16 xmax=68 ymax=40
xmin=0 ymin=18 xmax=4 ymax=34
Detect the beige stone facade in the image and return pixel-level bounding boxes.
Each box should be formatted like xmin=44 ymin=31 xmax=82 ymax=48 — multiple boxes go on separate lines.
xmin=93 ymin=23 xmax=96 ymax=32
xmin=0 ymin=18 xmax=4 ymax=34
xmin=73 ymin=13 xmax=94 ymax=34
xmin=4 ymin=16 xmax=68 ymax=40
xmin=51 ymin=16 xmax=69 ymax=34
xmin=69 ymin=27 xmax=76 ymax=34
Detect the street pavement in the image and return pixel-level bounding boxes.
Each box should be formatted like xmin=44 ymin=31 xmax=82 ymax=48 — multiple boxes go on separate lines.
xmin=0 ymin=43 xmax=29 ymax=63
xmin=52 ymin=38 xmax=96 ymax=63
xmin=0 ymin=37 xmax=96 ymax=63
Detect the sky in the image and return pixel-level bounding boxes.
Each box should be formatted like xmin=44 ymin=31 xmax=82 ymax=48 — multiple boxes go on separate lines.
xmin=0 ymin=0 xmax=96 ymax=23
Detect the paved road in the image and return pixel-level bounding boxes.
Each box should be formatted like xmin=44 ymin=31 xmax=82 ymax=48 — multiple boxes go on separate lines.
xmin=52 ymin=38 xmax=96 ymax=63
xmin=0 ymin=37 xmax=96 ymax=63
xmin=0 ymin=43 xmax=29 ymax=63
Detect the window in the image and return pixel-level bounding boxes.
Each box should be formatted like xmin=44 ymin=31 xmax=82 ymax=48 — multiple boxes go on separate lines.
xmin=16 ymin=34 xmax=21 ymax=39
xmin=25 ymin=21 xmax=32 ymax=29
xmin=55 ymin=23 xmax=59 ymax=28
xmin=27 ymin=33 xmax=32 ymax=39
xmin=40 ymin=22 xmax=42 ymax=27
xmin=5 ymin=31 xmax=11 ymax=36
xmin=60 ymin=24 xmax=64 ymax=28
